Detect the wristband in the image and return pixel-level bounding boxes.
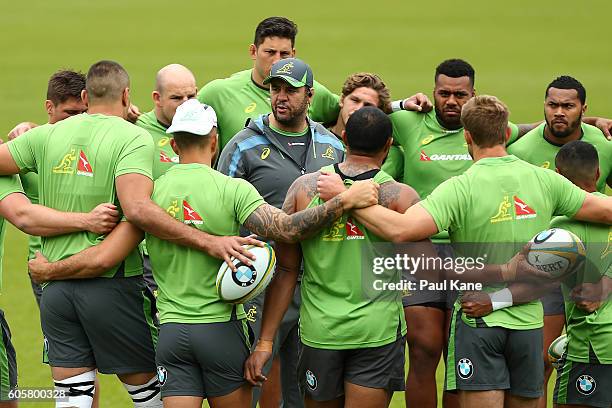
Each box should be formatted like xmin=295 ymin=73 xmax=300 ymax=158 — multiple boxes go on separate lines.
xmin=489 ymin=288 xmax=513 ymax=311
xmin=255 ymin=339 xmax=273 ymax=353
xmin=391 ymin=99 xmax=404 ymax=112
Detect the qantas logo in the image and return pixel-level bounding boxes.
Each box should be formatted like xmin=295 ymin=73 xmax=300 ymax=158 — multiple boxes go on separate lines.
xmin=183 ymin=200 xmax=203 ymax=225
xmin=160 ymin=151 xmax=179 ymax=164
xmin=77 ymin=150 xmax=93 ymax=177
xmin=345 ymin=217 xmax=365 ymax=240
xmin=419 ymin=150 xmax=471 ymax=161
xmin=514 ymin=196 xmax=537 ymax=219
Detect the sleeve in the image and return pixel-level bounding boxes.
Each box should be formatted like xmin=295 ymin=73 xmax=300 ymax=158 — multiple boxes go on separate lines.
xmin=0 ymin=175 xmax=24 ymax=201
xmin=197 ymin=80 xmax=220 ymax=108
xmin=7 ymin=125 xmax=48 ymax=173
xmin=419 ymin=176 xmax=467 ymax=233
xmin=115 ymin=129 xmax=155 ymax=179
xmin=381 ymin=145 xmax=404 ymax=182
xmin=506 ymin=121 xmax=520 ymax=146
xmin=233 ymin=178 xmax=266 ymax=224
xmin=546 ymin=171 xmax=587 ymax=217
xmin=217 ymin=139 xmax=248 ymax=179
xmin=309 ymin=81 xmax=340 ymax=125
xmin=389 ymin=111 xmax=419 ymax=149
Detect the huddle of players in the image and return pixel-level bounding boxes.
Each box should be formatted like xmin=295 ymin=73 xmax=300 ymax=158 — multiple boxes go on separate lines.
xmin=0 ymin=16 xmax=611 ymax=408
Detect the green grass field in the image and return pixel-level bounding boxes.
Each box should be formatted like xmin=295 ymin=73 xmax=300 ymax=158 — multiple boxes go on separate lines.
xmin=1 ymin=0 xmax=610 ymax=406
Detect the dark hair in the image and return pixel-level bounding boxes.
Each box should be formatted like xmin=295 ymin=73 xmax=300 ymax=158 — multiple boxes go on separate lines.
xmin=172 ymin=130 xmax=214 ymax=150
xmin=85 ymin=60 xmax=129 ymax=102
xmin=435 ymin=59 xmax=475 ymax=86
xmin=345 ymin=106 xmax=392 ymax=155
xmin=546 ymin=75 xmax=586 ymax=105
xmin=555 ymin=140 xmax=599 ymax=184
xmin=254 ymin=17 xmax=298 ymax=47
xmin=46 ymin=70 xmax=86 ymax=105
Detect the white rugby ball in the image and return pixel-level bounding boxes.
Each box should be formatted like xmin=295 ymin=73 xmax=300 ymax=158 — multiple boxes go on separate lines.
xmin=528 ymin=228 xmax=586 ymax=279
xmin=216 ymin=244 xmax=276 ymax=304
xmin=548 ymin=333 xmax=568 ymax=370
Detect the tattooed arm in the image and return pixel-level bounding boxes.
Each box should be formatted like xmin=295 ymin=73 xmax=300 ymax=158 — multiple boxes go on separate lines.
xmin=243 ymin=173 xmax=378 ymax=243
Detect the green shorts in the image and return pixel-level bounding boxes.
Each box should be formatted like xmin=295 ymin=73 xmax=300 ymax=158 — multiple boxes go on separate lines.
xmin=41 ymin=276 xmax=157 ymax=374
xmin=446 ymin=309 xmax=544 ymax=398
xmin=554 ymin=360 xmax=612 ymax=408
xmin=155 ymin=320 xmax=251 ymax=399
xmin=0 ymin=309 xmax=17 ymax=401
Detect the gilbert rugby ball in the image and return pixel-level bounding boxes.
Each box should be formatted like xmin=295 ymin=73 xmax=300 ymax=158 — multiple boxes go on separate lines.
xmin=528 ymin=228 xmax=586 ymax=279
xmin=548 ymin=333 xmax=568 ymax=370
xmin=216 ymin=244 xmax=276 ymax=304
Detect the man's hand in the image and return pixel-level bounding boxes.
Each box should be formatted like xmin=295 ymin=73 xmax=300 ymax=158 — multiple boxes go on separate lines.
xmin=571 ymin=282 xmax=603 ymax=313
xmin=8 ymin=122 xmax=38 ymax=140
xmin=127 ymin=104 xmax=142 ymax=123
xmin=244 ymin=350 xmax=272 ymax=386
xmin=207 ymin=234 xmax=265 ymax=272
xmin=461 ymin=291 xmax=493 ymax=317
xmin=502 ymin=244 xmax=553 ymax=282
xmin=403 ymin=93 xmax=433 ymax=113
xmin=317 ymin=172 xmax=345 ymax=202
xmin=339 ymin=180 xmax=379 ymax=210
xmin=28 ymin=251 xmax=50 ymax=283
xmin=593 ymin=117 xmax=612 ymax=140
xmin=85 ymin=203 xmax=120 ymax=234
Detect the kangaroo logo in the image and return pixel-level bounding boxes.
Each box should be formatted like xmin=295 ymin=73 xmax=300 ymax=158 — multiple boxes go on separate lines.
xmin=52 ymin=149 xmax=77 ymax=174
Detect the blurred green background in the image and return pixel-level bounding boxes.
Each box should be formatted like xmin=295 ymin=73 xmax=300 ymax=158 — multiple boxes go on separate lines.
xmin=1 ymin=0 xmax=609 ymax=406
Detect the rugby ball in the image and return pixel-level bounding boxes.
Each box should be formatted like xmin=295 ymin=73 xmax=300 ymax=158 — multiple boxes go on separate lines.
xmin=548 ymin=333 xmax=568 ymax=370
xmin=527 ymin=228 xmax=586 ymax=279
xmin=216 ymin=244 xmax=276 ymax=304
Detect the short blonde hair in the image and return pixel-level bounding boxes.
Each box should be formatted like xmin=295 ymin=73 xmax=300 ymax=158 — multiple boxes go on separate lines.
xmin=460 ymin=95 xmax=509 ymax=148
xmin=341 ymin=73 xmax=392 ymax=114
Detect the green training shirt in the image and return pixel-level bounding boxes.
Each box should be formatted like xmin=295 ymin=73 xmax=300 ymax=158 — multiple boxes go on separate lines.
xmin=550 ymin=194 xmax=612 ymax=364
xmin=0 ymin=176 xmax=24 ymax=291
xmin=146 ymin=163 xmax=265 ymax=324
xmin=197 ymin=69 xmax=340 ymax=150
xmin=20 ymin=172 xmax=41 ymax=261
xmin=7 ymin=114 xmax=153 ymax=278
xmin=136 ymin=110 xmax=178 ymax=180
xmin=508 ymin=123 xmax=612 ymax=193
xmin=421 ymin=155 xmax=586 ymax=329
xmin=300 ymin=166 xmax=406 ymax=349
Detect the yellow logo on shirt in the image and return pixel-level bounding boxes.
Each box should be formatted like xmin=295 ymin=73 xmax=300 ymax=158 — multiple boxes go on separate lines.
xmin=421 ymin=135 xmax=434 ymax=145
xmin=261 ymin=147 xmax=270 ymax=160
xmin=245 ymin=102 xmax=257 ymax=113
xmin=322 ymin=218 xmax=345 ymax=241
xmin=158 ymin=137 xmax=170 ymax=147
xmin=490 ymin=196 xmax=512 ymax=224
xmin=602 ymin=229 xmax=612 ymax=259
xmin=541 ymin=161 xmax=550 ymax=169
xmin=322 ymin=146 xmax=335 ymax=160
xmin=166 ymin=200 xmax=180 ymax=218
xmin=52 ymin=149 xmax=77 ymax=174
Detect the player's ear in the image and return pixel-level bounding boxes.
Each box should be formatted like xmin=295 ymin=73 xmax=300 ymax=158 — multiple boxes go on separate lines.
xmin=122 ymin=88 xmax=130 ymax=107
xmin=170 ymin=138 xmax=179 ymax=155
xmin=45 ymin=100 xmax=54 ymax=117
xmin=581 ymin=103 xmax=587 ymax=115
xmin=554 ymin=166 xmax=560 ymax=174
xmin=464 ymin=129 xmax=473 ymax=145
xmin=152 ymin=91 xmax=161 ymax=106
xmin=249 ymin=44 xmax=257 ymax=60
xmin=504 ymin=125 xmax=512 ymax=144
xmin=594 ymin=167 xmax=600 ymax=183
xmin=341 ymin=130 xmax=348 ymax=146
xmin=81 ymin=90 xmax=89 ymax=106
xmin=290 ymin=47 xmax=296 ymax=57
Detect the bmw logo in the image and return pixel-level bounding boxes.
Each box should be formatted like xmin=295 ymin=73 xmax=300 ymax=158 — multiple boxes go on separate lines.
xmin=534 ymin=229 xmax=555 ymax=244
xmin=157 ymin=366 xmax=168 ymax=387
xmin=305 ymin=370 xmax=318 ymax=390
xmin=457 ymin=358 xmax=473 ymax=380
xmin=576 ymin=374 xmax=596 ymax=396
xmin=231 ymin=262 xmax=257 ymax=287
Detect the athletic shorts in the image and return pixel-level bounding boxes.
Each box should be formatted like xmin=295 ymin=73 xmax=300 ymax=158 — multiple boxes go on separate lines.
xmin=155 ymin=320 xmax=251 ymax=398
xmin=554 ymin=360 xmax=612 ymax=408
xmin=29 ymin=271 xmax=43 ymax=307
xmin=142 ymin=254 xmax=158 ymax=296
xmin=297 ymin=334 xmax=405 ymax=401
xmin=541 ymin=285 xmax=565 ymax=316
xmin=40 ymin=276 xmax=158 ymax=374
xmin=0 ymin=309 xmax=17 ymax=401
xmin=446 ymin=310 xmax=544 ymax=398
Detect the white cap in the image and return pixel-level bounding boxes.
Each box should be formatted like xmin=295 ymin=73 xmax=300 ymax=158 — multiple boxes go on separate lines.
xmin=166 ymin=99 xmax=218 ymax=136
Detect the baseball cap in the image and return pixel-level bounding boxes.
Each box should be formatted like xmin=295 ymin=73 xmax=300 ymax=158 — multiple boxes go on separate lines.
xmin=166 ymin=99 xmax=218 ymax=136
xmin=263 ymin=58 xmax=313 ymax=88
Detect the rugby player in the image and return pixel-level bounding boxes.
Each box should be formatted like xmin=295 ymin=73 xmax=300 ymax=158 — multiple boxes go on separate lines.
xmin=0 ymin=60 xmax=260 ymax=408
xmin=27 ymin=98 xmax=378 ymax=408
xmin=320 ymin=95 xmax=612 ymax=408
xmin=508 ymin=76 xmax=612 ymax=408
xmin=217 ymin=57 xmax=344 ymax=408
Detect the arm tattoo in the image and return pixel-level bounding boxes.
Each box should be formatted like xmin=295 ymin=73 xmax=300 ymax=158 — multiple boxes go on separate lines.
xmin=378 ymin=182 xmax=402 ymax=208
xmin=245 ymin=179 xmax=343 ymax=243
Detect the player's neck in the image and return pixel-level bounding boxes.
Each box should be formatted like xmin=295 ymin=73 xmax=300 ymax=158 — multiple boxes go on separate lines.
xmin=87 ymin=103 xmax=127 ymax=119
xmin=154 ymin=108 xmax=170 ymax=127
xmin=178 ymin=149 xmax=213 ymax=167
xmin=268 ymin=113 xmax=309 ymax=133
xmin=543 ymin=125 xmax=582 ymax=145
xmin=470 ymin=145 xmax=508 ymax=162
xmin=329 ymin=118 xmax=344 ymax=138
xmin=250 ymin=69 xmax=267 ymax=89
xmin=339 ymin=154 xmax=382 ymax=176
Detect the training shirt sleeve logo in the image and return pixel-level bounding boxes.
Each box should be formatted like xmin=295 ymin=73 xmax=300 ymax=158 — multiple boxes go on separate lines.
xmin=52 ymin=148 xmax=77 ymax=174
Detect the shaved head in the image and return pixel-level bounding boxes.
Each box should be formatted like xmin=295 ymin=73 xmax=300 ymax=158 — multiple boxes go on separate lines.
xmin=153 ymin=64 xmax=198 ymax=126
xmin=86 ymin=60 xmax=129 ymax=103
xmin=155 ymin=64 xmax=196 ymax=94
